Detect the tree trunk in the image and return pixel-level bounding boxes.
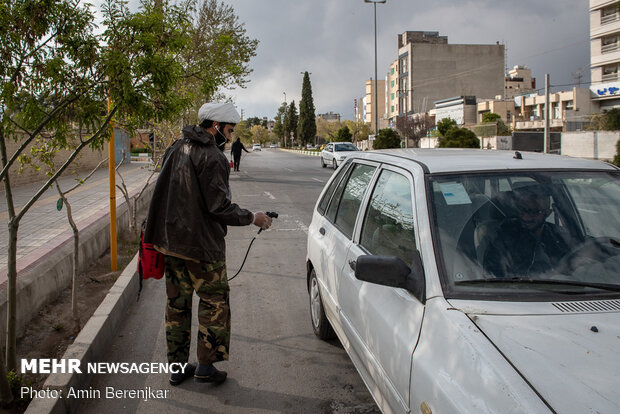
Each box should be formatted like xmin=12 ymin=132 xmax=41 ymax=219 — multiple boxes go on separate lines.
xmin=0 ymin=134 xmax=18 ymax=372
xmin=0 ymin=131 xmax=13 ymax=403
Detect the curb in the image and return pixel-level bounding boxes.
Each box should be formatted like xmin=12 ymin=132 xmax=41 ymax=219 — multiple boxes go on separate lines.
xmin=24 ymin=252 xmax=141 ymax=414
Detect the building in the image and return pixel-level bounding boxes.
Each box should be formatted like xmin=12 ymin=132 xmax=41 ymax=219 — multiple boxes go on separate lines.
xmin=590 ymin=0 xmax=620 ymax=110
xmin=432 ymin=96 xmax=478 ymax=126
xmin=477 ymin=87 xmax=596 ymax=132
xmin=317 ymin=112 xmax=341 ymax=123
xmin=505 ymin=66 xmax=536 ymax=99
xmin=396 ymin=31 xmax=504 ymax=116
xmin=364 ymin=78 xmax=387 ymax=132
xmin=386 ymin=59 xmax=399 ymax=126
xmin=477 ymin=99 xmax=516 ymax=124
xmin=514 ymin=87 xmax=596 ymax=131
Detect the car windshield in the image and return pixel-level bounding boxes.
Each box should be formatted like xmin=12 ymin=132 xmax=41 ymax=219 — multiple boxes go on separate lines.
xmin=428 ymin=171 xmax=620 ymax=300
xmin=334 ymin=143 xmax=358 ymax=152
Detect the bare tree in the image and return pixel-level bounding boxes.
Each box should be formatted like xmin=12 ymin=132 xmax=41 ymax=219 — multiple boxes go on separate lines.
xmin=396 ymin=114 xmax=434 ymax=148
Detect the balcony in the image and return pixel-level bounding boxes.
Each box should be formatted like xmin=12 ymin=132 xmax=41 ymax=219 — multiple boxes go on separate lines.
xmin=602 ymin=12 xmax=620 ymax=24
xmin=602 ymin=72 xmax=620 ymax=81
xmin=602 ymin=42 xmax=620 ymax=52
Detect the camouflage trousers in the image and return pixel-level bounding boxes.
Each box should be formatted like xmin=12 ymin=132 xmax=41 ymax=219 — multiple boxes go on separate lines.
xmin=164 ymin=255 xmax=230 ymax=365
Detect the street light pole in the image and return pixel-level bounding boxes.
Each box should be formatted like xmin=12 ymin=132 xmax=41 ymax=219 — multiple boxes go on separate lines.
xmin=365 ymin=0 xmax=386 ymax=136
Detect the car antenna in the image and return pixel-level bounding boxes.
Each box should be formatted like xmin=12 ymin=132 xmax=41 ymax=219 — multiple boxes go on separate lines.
xmin=513 ymin=151 xmax=523 ymax=160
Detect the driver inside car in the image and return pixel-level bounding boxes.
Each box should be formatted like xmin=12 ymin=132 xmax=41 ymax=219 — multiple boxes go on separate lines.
xmin=483 ymin=185 xmax=574 ymax=278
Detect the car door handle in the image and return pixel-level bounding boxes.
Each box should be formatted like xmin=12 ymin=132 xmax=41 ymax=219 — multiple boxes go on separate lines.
xmin=348 ymin=260 xmax=356 ymax=271
xmin=319 ymin=227 xmax=325 ymax=235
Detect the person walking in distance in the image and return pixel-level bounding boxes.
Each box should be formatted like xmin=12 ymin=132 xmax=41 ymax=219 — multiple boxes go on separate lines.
xmin=230 ymin=137 xmax=249 ymax=171
xmin=143 ymin=102 xmax=273 ymax=386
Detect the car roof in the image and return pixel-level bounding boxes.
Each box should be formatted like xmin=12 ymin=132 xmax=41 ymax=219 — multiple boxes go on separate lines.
xmin=346 ymin=149 xmax=618 ymax=174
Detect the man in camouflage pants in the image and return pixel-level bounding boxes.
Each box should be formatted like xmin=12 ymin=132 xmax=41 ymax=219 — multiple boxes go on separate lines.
xmin=144 ymin=103 xmax=272 ymax=385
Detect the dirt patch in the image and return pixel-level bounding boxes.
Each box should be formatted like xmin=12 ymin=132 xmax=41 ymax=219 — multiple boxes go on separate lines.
xmin=5 ymin=235 xmax=139 ymax=413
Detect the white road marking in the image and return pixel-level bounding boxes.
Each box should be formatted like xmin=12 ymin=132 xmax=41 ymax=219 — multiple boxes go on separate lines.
xmin=264 ymin=191 xmax=276 ymax=200
xmin=284 ymin=168 xmax=294 ymax=172
xmin=311 ymin=177 xmax=324 ymax=183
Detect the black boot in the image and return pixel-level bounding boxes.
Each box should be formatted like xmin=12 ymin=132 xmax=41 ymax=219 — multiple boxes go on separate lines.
xmin=169 ymin=363 xmax=196 ymax=386
xmin=194 ymin=364 xmax=227 ymax=384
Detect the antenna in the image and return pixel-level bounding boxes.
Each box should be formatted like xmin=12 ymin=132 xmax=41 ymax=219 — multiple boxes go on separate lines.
xmin=572 ymin=67 xmax=585 ymax=87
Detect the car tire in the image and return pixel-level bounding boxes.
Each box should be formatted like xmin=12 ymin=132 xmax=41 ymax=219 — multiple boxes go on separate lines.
xmin=332 ymin=159 xmax=337 ymax=169
xmin=309 ymin=269 xmax=335 ymax=340
xmin=321 ymin=157 xmax=326 ymax=168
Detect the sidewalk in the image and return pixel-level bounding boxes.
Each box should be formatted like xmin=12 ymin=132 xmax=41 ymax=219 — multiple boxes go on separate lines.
xmin=0 ymin=162 xmax=155 ymax=281
xmin=0 ymin=161 xmax=157 ymax=350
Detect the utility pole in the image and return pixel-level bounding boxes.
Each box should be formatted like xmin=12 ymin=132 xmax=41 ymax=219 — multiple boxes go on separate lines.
xmin=364 ymin=0 xmax=386 ymax=136
xmin=544 ymin=73 xmax=550 ymax=154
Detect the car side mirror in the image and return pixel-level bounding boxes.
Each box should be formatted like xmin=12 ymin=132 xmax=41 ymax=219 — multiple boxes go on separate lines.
xmin=354 ymin=251 xmax=426 ymax=303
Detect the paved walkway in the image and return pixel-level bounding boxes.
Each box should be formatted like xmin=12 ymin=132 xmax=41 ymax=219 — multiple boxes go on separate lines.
xmin=0 ymin=162 xmax=156 ymax=283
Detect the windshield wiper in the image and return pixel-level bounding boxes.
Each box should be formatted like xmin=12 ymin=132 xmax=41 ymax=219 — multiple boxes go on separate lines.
xmin=455 ymin=278 xmax=620 ymax=292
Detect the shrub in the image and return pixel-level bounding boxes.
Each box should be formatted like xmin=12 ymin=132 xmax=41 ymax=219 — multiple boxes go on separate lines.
xmin=438 ymin=127 xmax=480 ymax=148
xmin=373 ymin=128 xmax=401 ymax=149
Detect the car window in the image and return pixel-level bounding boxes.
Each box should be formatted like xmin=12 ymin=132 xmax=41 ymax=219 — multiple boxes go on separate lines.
xmin=327 ymin=163 xmax=376 ymax=238
xmin=317 ymin=162 xmax=352 ymax=215
xmin=360 ymin=170 xmax=415 ymax=264
xmin=325 ymin=144 xmax=333 ymax=152
xmin=335 ymin=143 xmax=358 ymax=152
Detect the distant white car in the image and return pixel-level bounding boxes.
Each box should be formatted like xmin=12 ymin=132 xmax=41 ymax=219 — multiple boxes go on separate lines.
xmin=269 ymin=143 xmax=276 ymax=148
xmin=252 ymin=143 xmax=261 ymax=151
xmin=320 ymin=142 xmax=359 ymax=169
xmin=307 ymin=149 xmax=620 ymax=414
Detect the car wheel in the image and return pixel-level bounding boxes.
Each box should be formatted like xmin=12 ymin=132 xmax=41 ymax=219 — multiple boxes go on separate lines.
xmin=309 ymin=269 xmax=335 ymax=340
xmin=332 ymin=159 xmax=337 ymax=169
xmin=321 ymin=157 xmax=326 ymax=168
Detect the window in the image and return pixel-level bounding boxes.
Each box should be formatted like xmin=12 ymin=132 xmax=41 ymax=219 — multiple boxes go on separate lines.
xmin=318 ymin=162 xmax=352 ymax=215
xmin=360 ymin=170 xmax=415 ymax=264
xmin=328 ymin=164 xmax=376 ymax=238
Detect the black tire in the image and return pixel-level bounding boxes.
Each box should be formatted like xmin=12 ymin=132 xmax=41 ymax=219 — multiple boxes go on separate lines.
xmin=309 ymin=270 xmax=336 ymax=340
xmin=332 ymin=159 xmax=337 ymax=169
xmin=321 ymin=157 xmax=326 ymax=168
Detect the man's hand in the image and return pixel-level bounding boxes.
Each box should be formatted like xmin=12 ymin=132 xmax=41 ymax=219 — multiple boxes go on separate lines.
xmin=252 ymin=212 xmax=273 ymax=231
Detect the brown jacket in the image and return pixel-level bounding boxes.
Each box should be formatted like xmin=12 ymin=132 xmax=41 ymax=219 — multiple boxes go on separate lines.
xmin=143 ymin=125 xmax=253 ymax=262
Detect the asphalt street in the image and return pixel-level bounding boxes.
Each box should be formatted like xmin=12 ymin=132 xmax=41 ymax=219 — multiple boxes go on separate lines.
xmin=77 ymin=149 xmax=381 ymax=413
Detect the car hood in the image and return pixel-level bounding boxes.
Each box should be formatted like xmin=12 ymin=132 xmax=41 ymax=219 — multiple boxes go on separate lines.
xmin=467 ymin=309 xmax=620 ymax=413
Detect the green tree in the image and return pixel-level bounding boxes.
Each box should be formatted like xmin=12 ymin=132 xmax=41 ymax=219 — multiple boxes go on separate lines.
xmin=0 ymin=0 xmax=256 ymax=395
xmin=605 ymin=108 xmax=620 ymax=130
xmin=251 ymin=124 xmax=269 ymax=145
xmin=297 ymin=71 xmax=316 ymax=145
xmin=285 ymin=101 xmax=298 ymax=145
xmin=346 ymin=119 xmax=371 ymax=143
xmin=273 ymin=102 xmax=287 ymax=145
xmin=335 ymin=126 xmax=352 ymax=142
xmin=437 ymin=118 xmax=458 ymax=137
xmin=613 ymin=139 xmax=620 ymax=167
xmin=183 ymin=0 xmax=258 ymax=114
xmin=482 ymin=113 xmax=501 ymax=123
xmin=439 ymin=128 xmax=481 ymax=148
xmin=373 ymin=128 xmax=401 ymax=150
xmin=316 ymin=119 xmax=341 ymax=142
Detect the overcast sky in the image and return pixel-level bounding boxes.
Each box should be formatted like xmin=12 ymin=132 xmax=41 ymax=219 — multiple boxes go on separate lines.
xmin=222 ymin=0 xmax=590 ymax=121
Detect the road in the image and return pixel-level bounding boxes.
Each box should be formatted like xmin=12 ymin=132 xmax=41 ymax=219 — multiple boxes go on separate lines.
xmin=77 ymin=149 xmax=381 ymax=413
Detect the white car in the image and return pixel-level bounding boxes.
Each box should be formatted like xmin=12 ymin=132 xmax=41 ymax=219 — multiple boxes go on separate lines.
xmin=252 ymin=143 xmax=261 ymax=151
xmin=306 ymin=149 xmax=620 ymax=414
xmin=320 ymin=142 xmax=359 ymax=169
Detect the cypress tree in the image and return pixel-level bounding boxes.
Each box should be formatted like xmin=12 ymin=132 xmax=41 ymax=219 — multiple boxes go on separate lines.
xmin=298 ymin=71 xmax=317 ymax=145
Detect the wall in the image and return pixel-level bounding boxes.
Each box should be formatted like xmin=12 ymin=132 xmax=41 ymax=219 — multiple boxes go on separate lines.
xmin=2 ymin=128 xmax=130 ymax=187
xmin=411 ymin=43 xmax=504 ymax=114
xmin=561 ymin=131 xmax=619 ymax=160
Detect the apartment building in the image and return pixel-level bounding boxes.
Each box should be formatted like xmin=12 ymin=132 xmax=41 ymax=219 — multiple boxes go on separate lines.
xmin=386 ymin=59 xmax=399 ymax=126
xmin=396 ymin=31 xmax=504 ymax=116
xmin=590 ymin=0 xmax=620 ymax=110
xmin=478 ymin=87 xmax=596 ymax=132
xmin=364 ymin=78 xmax=387 ymax=132
xmin=505 ymin=66 xmax=537 ymax=99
